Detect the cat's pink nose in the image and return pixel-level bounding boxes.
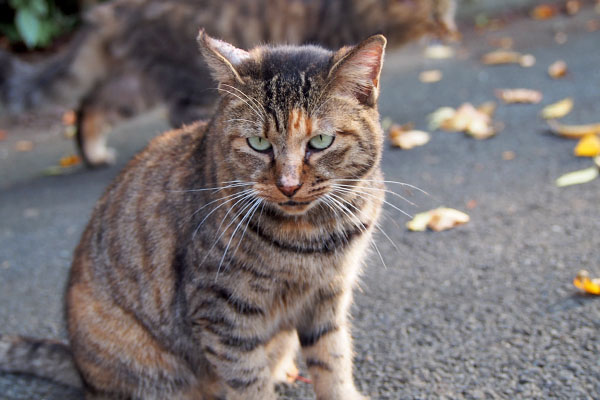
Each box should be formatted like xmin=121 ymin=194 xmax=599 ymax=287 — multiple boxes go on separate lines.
xmin=277 ymin=182 xmax=302 ymax=198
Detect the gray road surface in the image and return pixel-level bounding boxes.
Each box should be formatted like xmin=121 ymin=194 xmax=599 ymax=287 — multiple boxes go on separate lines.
xmin=1 ymin=6 xmax=599 ymax=400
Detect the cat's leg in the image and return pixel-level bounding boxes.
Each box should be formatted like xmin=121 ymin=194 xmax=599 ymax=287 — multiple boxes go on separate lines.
xmin=197 ymin=329 xmax=277 ymax=400
xmin=298 ymin=289 xmax=367 ymax=400
xmin=76 ymin=100 xmax=116 ymax=167
xmin=67 ymin=277 xmax=203 ymax=399
xmin=265 ymin=329 xmax=300 ymax=384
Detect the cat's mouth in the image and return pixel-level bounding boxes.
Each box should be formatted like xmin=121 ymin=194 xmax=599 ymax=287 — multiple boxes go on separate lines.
xmin=278 ymin=200 xmax=311 ymax=206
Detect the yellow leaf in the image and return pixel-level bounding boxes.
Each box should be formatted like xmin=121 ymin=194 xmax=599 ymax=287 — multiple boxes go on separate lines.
xmin=574 ymin=134 xmax=600 ymax=157
xmin=556 ymin=167 xmax=599 ymax=187
xmin=540 ymin=98 xmax=573 ymax=119
xmin=59 ymin=154 xmax=82 ymax=168
xmin=547 ymin=120 xmax=600 ymax=139
xmin=531 ymin=4 xmax=558 ymax=20
xmin=574 ymin=270 xmax=600 ymax=295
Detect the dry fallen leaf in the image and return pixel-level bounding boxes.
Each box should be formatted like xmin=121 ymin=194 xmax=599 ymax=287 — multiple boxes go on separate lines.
xmin=531 ymin=4 xmax=558 ymax=20
xmin=519 ymin=54 xmax=536 ymax=68
xmin=59 ymin=154 xmax=82 ymax=168
xmin=556 ymin=167 xmax=599 ymax=187
xmin=540 ymin=98 xmax=573 ymax=119
xmin=407 ymin=207 xmax=470 ymax=232
xmin=565 ymin=0 xmax=581 ymax=15
xmin=502 ymin=150 xmax=516 ymax=160
xmin=574 ymin=134 xmax=600 ymax=157
xmin=0 ymin=129 xmax=6 ymax=141
xmin=429 ymin=103 xmax=496 ymax=139
xmin=481 ymin=50 xmax=521 ymax=65
xmin=554 ymin=31 xmax=568 ymax=44
xmin=428 ymin=107 xmax=456 ymax=130
xmin=548 ymin=60 xmax=568 ymax=78
xmin=406 ymin=212 xmax=431 ymax=232
xmin=381 ymin=117 xmax=393 ymax=132
xmin=488 ymin=36 xmax=514 ymax=49
xmin=496 ymin=89 xmax=543 ymax=104
xmin=574 ymin=270 xmax=600 ymax=295
xmin=424 ymin=44 xmax=454 ymax=59
xmin=419 ymin=70 xmax=443 ymax=83
xmin=586 ymin=19 xmax=600 ymax=32
xmin=15 ymin=140 xmax=34 ymax=152
xmin=547 ymin=120 xmax=600 ymax=139
xmin=477 ymin=101 xmax=497 ymax=117
xmin=62 ymin=110 xmax=77 ymax=126
xmin=389 ymin=125 xmax=431 ymax=149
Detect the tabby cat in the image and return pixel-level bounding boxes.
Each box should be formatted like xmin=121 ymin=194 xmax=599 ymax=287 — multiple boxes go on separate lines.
xmin=0 ymin=0 xmax=456 ymax=167
xmin=0 ymin=31 xmax=389 ymax=398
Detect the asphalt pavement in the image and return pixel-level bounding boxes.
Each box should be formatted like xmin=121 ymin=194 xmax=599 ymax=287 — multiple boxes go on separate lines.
xmin=1 ymin=5 xmax=600 ymax=399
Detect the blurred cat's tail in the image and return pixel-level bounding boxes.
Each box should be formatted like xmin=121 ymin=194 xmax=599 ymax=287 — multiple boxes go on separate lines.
xmin=0 ymin=335 xmax=82 ymax=388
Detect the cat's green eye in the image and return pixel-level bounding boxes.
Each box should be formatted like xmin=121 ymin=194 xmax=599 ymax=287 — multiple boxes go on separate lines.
xmin=308 ymin=134 xmax=334 ymax=150
xmin=247 ymin=136 xmax=272 ymax=152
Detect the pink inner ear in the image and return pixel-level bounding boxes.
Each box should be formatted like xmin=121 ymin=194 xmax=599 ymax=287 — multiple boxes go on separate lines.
xmin=213 ymin=40 xmax=251 ymax=65
xmin=362 ymin=46 xmax=384 ymax=85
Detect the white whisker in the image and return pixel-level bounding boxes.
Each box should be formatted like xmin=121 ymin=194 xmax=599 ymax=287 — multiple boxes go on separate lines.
xmin=327 ymin=193 xmax=387 ymax=269
xmin=225 ymin=119 xmax=263 ymax=127
xmin=216 ymin=198 xmax=263 ymax=281
xmin=188 ymin=189 xmax=253 ymax=224
xmin=329 ymin=191 xmax=399 ymax=252
xmin=200 ymin=193 xmax=257 ymax=265
xmin=214 ymin=88 xmax=265 ymax=122
xmin=330 ymin=183 xmax=416 ymax=207
xmin=169 ymin=180 xmax=254 ymax=193
xmin=332 ymin=178 xmax=430 ymax=197
xmin=192 ymin=189 xmax=255 ymax=240
xmin=221 ymin=83 xmax=267 ymax=116
xmin=331 ymin=184 xmax=413 ymax=219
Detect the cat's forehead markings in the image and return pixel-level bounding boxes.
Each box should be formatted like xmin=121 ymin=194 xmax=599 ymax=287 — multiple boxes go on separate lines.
xmin=287 ymin=108 xmax=313 ymax=139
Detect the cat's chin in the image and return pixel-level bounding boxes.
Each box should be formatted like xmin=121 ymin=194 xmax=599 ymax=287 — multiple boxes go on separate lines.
xmin=276 ymin=200 xmax=315 ymax=216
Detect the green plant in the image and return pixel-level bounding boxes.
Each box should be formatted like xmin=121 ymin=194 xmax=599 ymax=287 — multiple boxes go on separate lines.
xmin=0 ymin=0 xmax=76 ymax=48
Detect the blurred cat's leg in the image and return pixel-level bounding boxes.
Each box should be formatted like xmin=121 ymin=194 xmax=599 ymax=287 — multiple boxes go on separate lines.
xmin=76 ymin=73 xmax=157 ymax=167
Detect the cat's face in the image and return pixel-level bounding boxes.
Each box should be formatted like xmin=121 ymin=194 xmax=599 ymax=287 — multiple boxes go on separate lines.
xmin=199 ymin=32 xmax=386 ymax=216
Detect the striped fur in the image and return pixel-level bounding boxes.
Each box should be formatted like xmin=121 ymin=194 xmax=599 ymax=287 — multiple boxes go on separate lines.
xmin=0 ymin=0 xmax=456 ymax=167
xmin=64 ymin=33 xmax=387 ymax=399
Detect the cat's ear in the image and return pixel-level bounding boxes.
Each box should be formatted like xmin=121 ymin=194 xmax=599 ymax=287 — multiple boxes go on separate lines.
xmin=197 ymin=29 xmax=250 ymax=85
xmin=327 ymin=35 xmax=387 ymax=107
